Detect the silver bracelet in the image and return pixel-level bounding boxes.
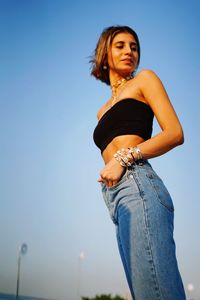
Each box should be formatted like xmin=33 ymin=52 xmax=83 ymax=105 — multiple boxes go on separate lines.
xmin=130 ymin=146 xmax=143 ymax=161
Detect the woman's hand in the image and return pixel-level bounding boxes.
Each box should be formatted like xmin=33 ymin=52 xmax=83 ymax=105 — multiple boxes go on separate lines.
xmin=98 ymin=157 xmax=126 ymax=187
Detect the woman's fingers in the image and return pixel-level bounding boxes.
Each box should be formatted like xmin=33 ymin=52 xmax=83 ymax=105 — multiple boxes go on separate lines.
xmin=106 ymin=180 xmax=118 ymax=187
xmin=98 ymin=177 xmax=118 ymax=187
xmin=98 ymin=177 xmax=103 ymax=182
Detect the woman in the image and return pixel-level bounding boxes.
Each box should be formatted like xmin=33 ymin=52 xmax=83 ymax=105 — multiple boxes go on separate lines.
xmin=91 ymin=26 xmax=186 ymax=300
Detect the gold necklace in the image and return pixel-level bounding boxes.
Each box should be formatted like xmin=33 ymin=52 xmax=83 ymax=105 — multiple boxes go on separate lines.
xmin=111 ymin=75 xmax=132 ymax=107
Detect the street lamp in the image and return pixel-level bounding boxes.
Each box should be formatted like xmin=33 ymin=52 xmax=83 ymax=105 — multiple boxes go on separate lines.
xmin=16 ymin=243 xmax=28 ymax=299
xmin=77 ymin=251 xmax=85 ymax=300
xmin=187 ymin=283 xmax=195 ymax=300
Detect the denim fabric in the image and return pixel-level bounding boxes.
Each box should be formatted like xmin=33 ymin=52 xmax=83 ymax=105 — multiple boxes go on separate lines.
xmin=101 ymin=160 xmax=186 ymax=300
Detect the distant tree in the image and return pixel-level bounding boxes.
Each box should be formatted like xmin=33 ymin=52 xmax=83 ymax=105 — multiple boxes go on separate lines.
xmin=82 ymin=294 xmax=125 ymax=300
xmin=113 ymin=296 xmax=125 ymax=300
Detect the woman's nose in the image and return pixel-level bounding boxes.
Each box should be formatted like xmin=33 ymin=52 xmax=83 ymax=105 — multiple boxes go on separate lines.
xmin=124 ymin=45 xmax=132 ymax=54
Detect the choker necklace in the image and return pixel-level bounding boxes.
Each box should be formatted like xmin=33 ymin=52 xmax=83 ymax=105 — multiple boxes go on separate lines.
xmin=111 ymin=75 xmax=132 ymax=107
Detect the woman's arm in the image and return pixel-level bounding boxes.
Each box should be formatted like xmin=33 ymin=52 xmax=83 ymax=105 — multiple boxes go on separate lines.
xmin=135 ymin=69 xmax=184 ymax=160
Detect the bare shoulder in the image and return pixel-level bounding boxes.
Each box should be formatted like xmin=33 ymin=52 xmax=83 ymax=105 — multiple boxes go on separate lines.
xmin=134 ymin=69 xmax=168 ymax=103
xmin=135 ymin=69 xmax=161 ymax=82
xmin=132 ymin=69 xmax=164 ymax=96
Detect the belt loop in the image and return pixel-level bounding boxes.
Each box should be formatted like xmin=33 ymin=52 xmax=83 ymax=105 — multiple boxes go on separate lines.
xmin=126 ymin=165 xmax=132 ymax=177
xmin=126 ymin=167 xmax=130 ymax=179
xmin=138 ymin=159 xmax=144 ymax=166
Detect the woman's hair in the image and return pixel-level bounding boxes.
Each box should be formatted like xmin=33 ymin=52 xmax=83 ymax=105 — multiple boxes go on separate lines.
xmin=90 ymin=25 xmax=140 ymax=85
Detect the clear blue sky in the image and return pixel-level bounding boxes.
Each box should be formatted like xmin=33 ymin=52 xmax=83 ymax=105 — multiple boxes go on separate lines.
xmin=0 ymin=0 xmax=199 ymax=299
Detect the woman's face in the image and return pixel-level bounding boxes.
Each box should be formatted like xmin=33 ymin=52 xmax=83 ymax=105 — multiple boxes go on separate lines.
xmin=107 ymin=32 xmax=139 ymax=77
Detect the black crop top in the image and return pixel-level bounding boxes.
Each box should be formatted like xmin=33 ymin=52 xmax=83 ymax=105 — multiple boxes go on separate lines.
xmin=93 ymin=98 xmax=154 ymax=153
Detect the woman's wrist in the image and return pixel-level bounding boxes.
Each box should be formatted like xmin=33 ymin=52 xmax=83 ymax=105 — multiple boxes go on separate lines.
xmin=113 ymin=146 xmax=143 ymax=167
xmin=114 ymin=149 xmax=131 ymax=167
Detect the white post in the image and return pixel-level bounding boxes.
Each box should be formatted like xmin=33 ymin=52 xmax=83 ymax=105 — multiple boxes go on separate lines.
xmin=187 ymin=283 xmax=194 ymax=300
xmin=16 ymin=243 xmax=28 ymax=299
xmin=77 ymin=251 xmax=85 ymax=300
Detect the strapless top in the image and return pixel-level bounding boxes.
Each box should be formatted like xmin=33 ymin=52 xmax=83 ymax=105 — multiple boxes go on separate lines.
xmin=93 ymin=98 xmax=154 ymax=153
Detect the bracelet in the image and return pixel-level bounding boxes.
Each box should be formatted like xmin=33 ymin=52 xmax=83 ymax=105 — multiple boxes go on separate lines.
xmin=133 ymin=146 xmax=143 ymax=161
xmin=113 ymin=146 xmax=143 ymax=168
xmin=114 ymin=148 xmax=136 ymax=168
xmin=114 ymin=153 xmax=127 ymax=167
xmin=114 ymin=150 xmax=129 ymax=167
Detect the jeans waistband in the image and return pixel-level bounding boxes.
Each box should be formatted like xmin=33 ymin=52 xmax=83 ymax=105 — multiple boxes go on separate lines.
xmin=128 ymin=159 xmax=151 ymax=168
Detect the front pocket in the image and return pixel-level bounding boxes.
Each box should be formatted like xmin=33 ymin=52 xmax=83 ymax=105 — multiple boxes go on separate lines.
xmin=106 ymin=169 xmax=129 ymax=191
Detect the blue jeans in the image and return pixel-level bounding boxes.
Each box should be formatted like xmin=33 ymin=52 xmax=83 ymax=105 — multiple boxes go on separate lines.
xmin=101 ymin=160 xmax=186 ymax=300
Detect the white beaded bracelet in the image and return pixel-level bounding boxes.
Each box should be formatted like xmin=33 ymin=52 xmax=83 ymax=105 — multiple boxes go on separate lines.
xmin=114 ymin=148 xmax=135 ymax=167
xmin=113 ymin=146 xmax=143 ymax=168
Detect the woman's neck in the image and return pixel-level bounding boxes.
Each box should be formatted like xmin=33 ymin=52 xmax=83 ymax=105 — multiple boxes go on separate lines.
xmin=110 ymin=74 xmax=133 ymax=107
xmin=109 ymin=72 xmax=133 ymax=88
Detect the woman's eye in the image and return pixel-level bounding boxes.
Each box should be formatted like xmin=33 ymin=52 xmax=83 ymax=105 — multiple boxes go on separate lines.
xmin=116 ymin=45 xmax=123 ymax=49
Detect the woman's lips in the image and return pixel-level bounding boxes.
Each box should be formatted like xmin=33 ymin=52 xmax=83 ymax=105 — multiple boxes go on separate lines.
xmin=121 ymin=59 xmax=134 ymax=64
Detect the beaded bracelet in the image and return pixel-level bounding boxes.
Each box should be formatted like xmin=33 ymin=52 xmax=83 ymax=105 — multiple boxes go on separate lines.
xmin=130 ymin=146 xmax=143 ymax=161
xmin=114 ymin=148 xmax=135 ymax=167
xmin=113 ymin=146 xmax=143 ymax=168
xmin=114 ymin=149 xmax=130 ymax=167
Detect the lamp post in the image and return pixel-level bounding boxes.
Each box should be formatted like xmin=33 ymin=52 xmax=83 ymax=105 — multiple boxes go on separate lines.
xmin=77 ymin=251 xmax=85 ymax=300
xmin=16 ymin=243 xmax=28 ymax=299
xmin=187 ymin=283 xmax=194 ymax=300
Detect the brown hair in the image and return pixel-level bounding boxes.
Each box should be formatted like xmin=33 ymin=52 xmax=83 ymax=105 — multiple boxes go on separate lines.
xmin=90 ymin=25 xmax=140 ymax=85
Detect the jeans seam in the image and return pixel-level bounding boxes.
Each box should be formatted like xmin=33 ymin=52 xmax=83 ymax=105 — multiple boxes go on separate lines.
xmin=142 ymin=198 xmax=163 ymax=300
xmin=131 ymin=170 xmax=145 ymax=199
xmin=134 ymin=167 xmax=163 ymax=300
xmin=116 ymin=226 xmax=136 ymax=300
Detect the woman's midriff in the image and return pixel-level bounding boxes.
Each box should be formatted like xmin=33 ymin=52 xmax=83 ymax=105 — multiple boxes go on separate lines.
xmin=102 ymin=134 xmax=145 ymax=164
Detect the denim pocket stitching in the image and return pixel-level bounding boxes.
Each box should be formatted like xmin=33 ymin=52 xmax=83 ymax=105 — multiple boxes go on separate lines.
xmin=146 ymin=172 xmax=174 ymax=213
xmin=130 ymin=170 xmax=145 ymax=199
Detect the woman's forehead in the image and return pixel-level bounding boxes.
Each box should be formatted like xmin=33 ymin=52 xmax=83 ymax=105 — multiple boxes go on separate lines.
xmin=112 ymin=32 xmax=136 ymax=43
